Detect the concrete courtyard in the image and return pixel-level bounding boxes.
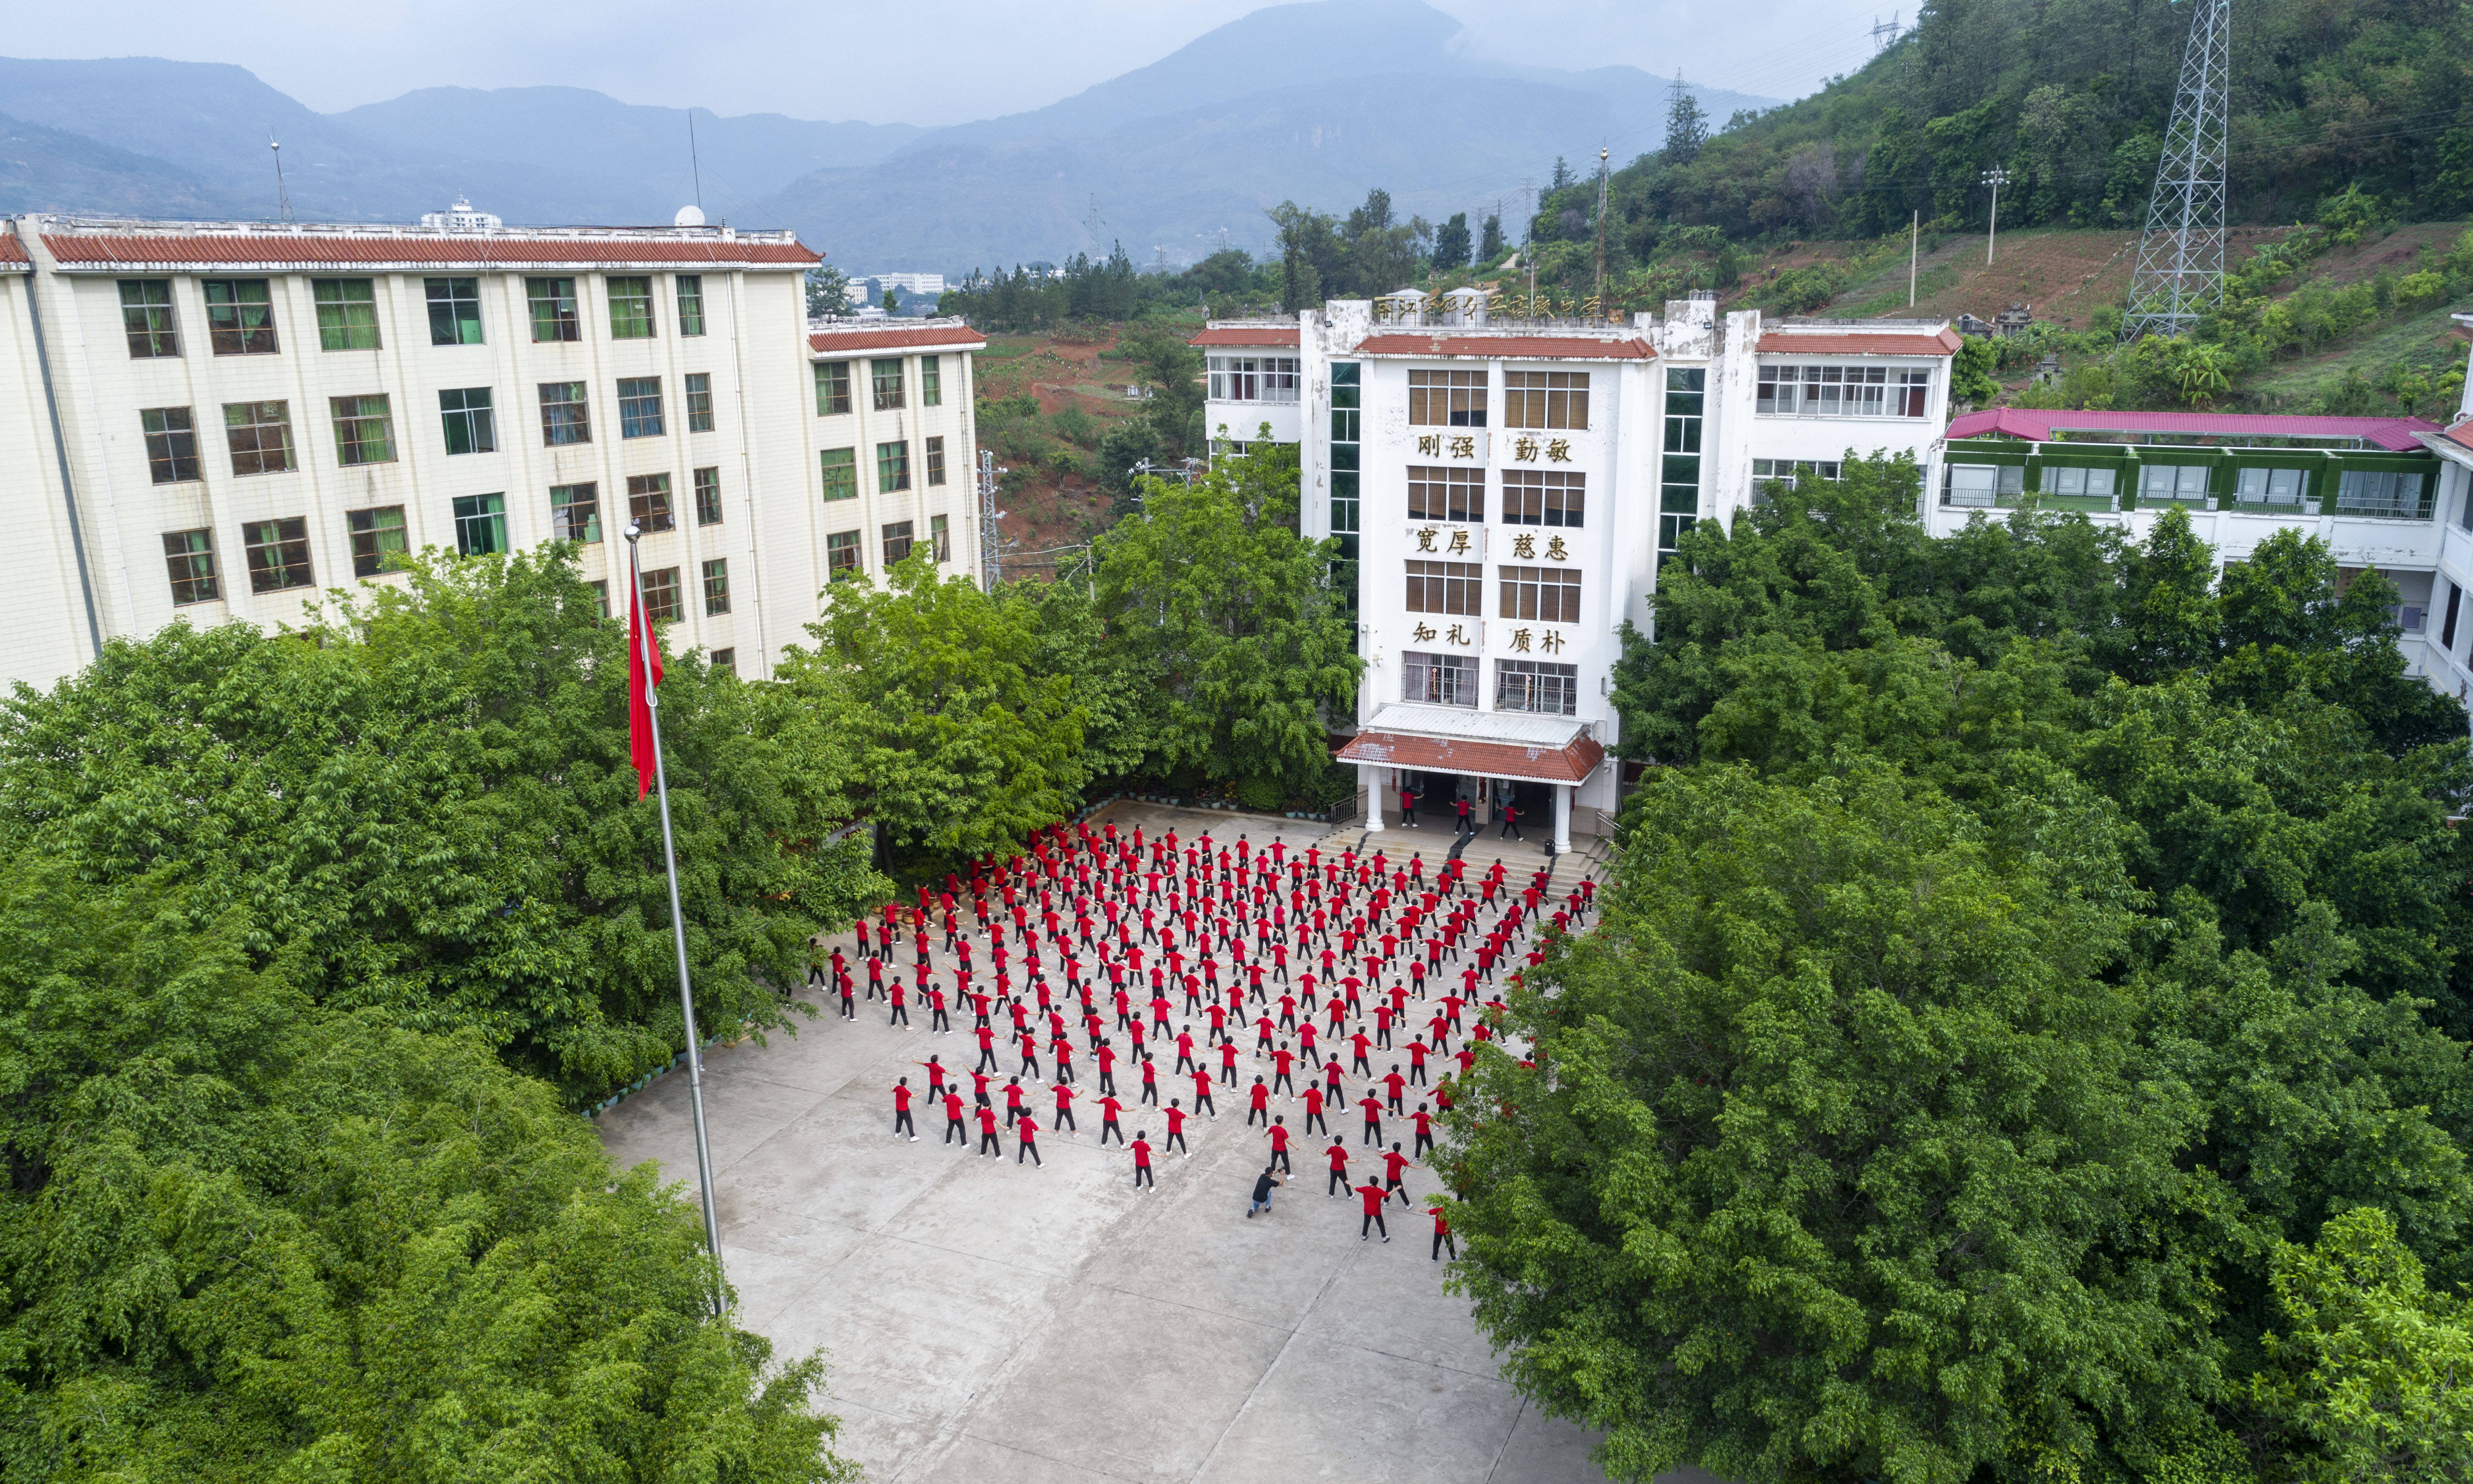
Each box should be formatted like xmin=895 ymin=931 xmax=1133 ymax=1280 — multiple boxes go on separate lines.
xmin=596 ymin=806 xmax=1664 ymax=1484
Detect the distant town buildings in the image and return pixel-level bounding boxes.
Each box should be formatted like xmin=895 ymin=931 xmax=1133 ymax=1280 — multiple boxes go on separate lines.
xmin=0 ymin=207 xmax=982 ymax=691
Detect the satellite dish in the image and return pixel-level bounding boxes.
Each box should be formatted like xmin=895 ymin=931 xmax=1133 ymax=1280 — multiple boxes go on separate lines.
xmin=673 ymin=204 xmax=706 ymax=227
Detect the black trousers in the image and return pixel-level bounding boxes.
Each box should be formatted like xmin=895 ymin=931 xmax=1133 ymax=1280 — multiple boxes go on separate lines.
xmin=977 ymin=1048 xmax=998 ymax=1072
xmin=1055 ymin=1107 xmax=1076 ymax=1131
xmin=889 ymin=1004 xmax=909 ymax=1025
xmin=1361 ymin=1209 xmax=1388 ymax=1238
xmin=1134 ymin=1164 xmax=1154 ymax=1187
xmin=1247 ymin=1105 xmax=1267 ymax=1126
xmin=1166 ymin=1129 xmax=1188 ymax=1153
xmin=1100 ymin=1119 xmax=1123 ymax=1145
xmin=1141 ymin=1082 xmax=1158 ymax=1105
xmin=894 ymin=1109 xmax=914 ymax=1135
xmin=1306 ymin=1111 xmax=1328 ymax=1135
xmin=1269 ymin=1148 xmax=1291 ymax=1173
xmin=1329 ymin=1168 xmax=1349 ymax=1194
xmin=1273 ymin=1072 xmax=1294 ymax=1095
xmin=945 ymin=1118 xmax=967 ymax=1144
xmin=1019 ymin=1139 xmax=1041 ymax=1165
xmin=931 ymin=1008 xmax=950 ymax=1032
xmin=1362 ymin=1119 xmax=1382 ymax=1145
xmin=1433 ymin=1231 xmax=1456 ymax=1260
xmin=980 ymin=1131 xmax=1002 ymax=1155
xmin=1415 ymin=1130 xmax=1434 ymax=1157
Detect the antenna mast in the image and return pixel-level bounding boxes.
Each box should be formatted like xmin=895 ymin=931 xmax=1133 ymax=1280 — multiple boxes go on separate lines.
xmin=269 ymin=135 xmax=292 ymax=223
xmin=978 ymin=448 xmax=1003 ymax=591
xmin=1593 ymin=146 xmax=1610 ymax=320
xmin=688 ymin=112 xmax=704 ymax=210
xmin=2121 ymin=0 xmax=2231 ymax=341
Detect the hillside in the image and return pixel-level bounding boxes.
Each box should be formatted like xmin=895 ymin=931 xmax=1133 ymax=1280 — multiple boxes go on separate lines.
xmin=0 ymin=110 xmax=250 ymax=218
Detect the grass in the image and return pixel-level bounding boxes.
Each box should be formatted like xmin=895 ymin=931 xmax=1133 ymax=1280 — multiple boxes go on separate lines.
xmin=2238 ymin=301 xmax=2468 ymax=413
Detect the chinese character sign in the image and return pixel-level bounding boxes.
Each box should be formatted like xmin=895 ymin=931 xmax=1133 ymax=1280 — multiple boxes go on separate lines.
xmin=1417 ymin=434 xmax=1441 ymax=457
xmin=1449 ymin=434 xmax=1476 ymax=459
xmin=1545 ymin=438 xmax=1572 ymax=463
xmin=1512 ymin=436 xmax=1539 ymax=463
xmin=1545 ymin=536 xmax=1569 ymax=561
xmin=1416 ymin=527 xmax=1438 ymax=552
xmin=1412 ymin=622 xmax=1436 ymax=642
xmin=1511 ymin=533 xmax=1535 ymax=559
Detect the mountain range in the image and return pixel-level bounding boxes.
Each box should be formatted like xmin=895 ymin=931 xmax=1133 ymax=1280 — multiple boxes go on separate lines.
xmin=0 ymin=0 xmax=1771 ymax=273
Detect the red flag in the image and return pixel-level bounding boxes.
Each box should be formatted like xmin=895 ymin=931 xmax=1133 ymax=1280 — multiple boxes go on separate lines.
xmin=628 ymin=576 xmax=663 ymax=800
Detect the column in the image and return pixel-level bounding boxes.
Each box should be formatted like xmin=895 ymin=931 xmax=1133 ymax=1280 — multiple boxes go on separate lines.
xmin=1361 ymin=764 xmax=1385 ymax=832
xmin=1552 ymin=784 xmax=1572 ymax=855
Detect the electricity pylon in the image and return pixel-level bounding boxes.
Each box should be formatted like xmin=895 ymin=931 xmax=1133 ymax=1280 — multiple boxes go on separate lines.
xmin=2120 ymin=0 xmax=2231 ymax=341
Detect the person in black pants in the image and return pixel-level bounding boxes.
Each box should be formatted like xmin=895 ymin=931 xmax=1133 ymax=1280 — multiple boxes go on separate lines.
xmin=1454 ymin=794 xmax=1474 ymax=837
xmin=1499 ymin=801 xmax=1522 ymax=841
xmin=1399 ymin=784 xmax=1419 ymax=829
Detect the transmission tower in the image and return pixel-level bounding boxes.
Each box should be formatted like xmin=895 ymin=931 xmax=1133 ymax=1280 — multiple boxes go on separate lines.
xmin=978 ymin=448 xmax=1003 ymax=591
xmin=2120 ymin=0 xmax=2231 ymax=342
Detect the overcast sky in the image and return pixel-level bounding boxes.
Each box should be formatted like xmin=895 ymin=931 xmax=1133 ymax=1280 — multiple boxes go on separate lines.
xmin=12 ymin=0 xmax=1891 ymax=122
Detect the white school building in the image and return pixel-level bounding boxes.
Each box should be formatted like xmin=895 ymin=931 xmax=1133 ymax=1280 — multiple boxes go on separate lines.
xmin=0 ymin=210 xmax=984 ymax=691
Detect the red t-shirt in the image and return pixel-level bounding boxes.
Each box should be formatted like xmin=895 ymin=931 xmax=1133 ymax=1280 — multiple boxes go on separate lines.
xmin=943 ymin=1093 xmax=964 ymax=1121
xmin=1166 ymin=1106 xmax=1186 ymax=1134
xmin=893 ymin=1085 xmax=912 ymax=1110
xmin=1358 ymin=1096 xmax=1383 ymax=1123
xmin=978 ymin=1106 xmax=999 ymax=1134
xmin=1269 ymin=1124 xmax=1290 ymax=1150
xmin=1303 ymin=1087 xmax=1323 ymax=1116
xmin=1098 ymin=1095 xmax=1124 ymax=1121
xmin=1383 ymin=1149 xmax=1409 ymax=1180
xmin=1382 ymin=1072 xmax=1406 ymax=1099
xmin=1431 ymin=1205 xmax=1449 ymax=1234
xmin=1249 ymin=1083 xmax=1270 ymax=1110
xmin=1356 ymin=1181 xmax=1387 ymax=1214
xmin=1131 ymin=1138 xmax=1153 ymax=1167
xmin=1327 ymin=1144 xmax=1350 ymax=1171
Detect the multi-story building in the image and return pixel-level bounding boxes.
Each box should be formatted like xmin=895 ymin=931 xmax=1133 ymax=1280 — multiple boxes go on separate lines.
xmin=805 ymin=319 xmax=986 ymax=587
xmin=1194 ymin=292 xmax=1958 ymax=848
xmin=0 ymin=210 xmax=985 ymax=692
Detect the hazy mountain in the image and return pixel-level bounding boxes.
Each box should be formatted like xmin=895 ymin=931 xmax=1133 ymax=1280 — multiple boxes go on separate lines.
xmin=762 ymin=0 xmax=1771 ymax=270
xmin=0 ymin=110 xmax=253 ymax=218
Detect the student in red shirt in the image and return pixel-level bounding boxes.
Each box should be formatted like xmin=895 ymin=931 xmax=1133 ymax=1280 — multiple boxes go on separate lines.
xmin=1129 ymin=1133 xmax=1155 ymax=1189
xmin=1138 ymin=1052 xmax=1160 ymax=1106
xmin=1324 ymin=1138 xmax=1351 ymax=1196
xmin=1355 ymin=1178 xmax=1391 ymax=1240
xmin=1190 ymin=1068 xmax=1218 ymax=1119
xmin=1164 ymin=1100 xmax=1190 ymax=1155
xmin=1270 ymin=1043 xmax=1298 ymax=1097
xmin=1411 ymin=1101 xmax=1436 ymax=1157
xmin=1430 ymin=1201 xmax=1455 ymax=1261
xmin=1380 ymin=1142 xmax=1420 ymax=1206
xmin=1261 ymin=1114 xmax=1292 ymax=1174
xmin=941 ymin=1091 xmax=968 ymax=1146
xmin=1217 ymin=1039 xmax=1240 ymax=1087
xmin=1051 ymin=1081 xmax=1078 ymax=1133
xmin=1097 ymin=1093 xmax=1127 ymax=1145
xmin=1357 ymin=1093 xmax=1385 ymax=1146
xmin=1015 ymin=1110 xmax=1042 ymax=1165
xmin=974 ymin=1103 xmax=1003 ymax=1156
xmin=1382 ymin=1066 xmax=1408 ymax=1114
xmin=1246 ymin=1076 xmax=1272 ymax=1127
xmin=891 ymin=1078 xmax=916 ymax=1140
xmin=1301 ymin=1083 xmax=1328 ymax=1136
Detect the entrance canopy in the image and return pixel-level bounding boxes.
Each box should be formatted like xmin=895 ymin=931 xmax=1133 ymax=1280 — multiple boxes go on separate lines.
xmin=1336 ymin=703 xmax=1605 ymax=786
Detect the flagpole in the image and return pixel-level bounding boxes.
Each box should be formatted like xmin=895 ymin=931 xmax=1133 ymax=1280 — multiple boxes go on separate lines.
xmin=625 ymin=524 xmax=726 ymax=1312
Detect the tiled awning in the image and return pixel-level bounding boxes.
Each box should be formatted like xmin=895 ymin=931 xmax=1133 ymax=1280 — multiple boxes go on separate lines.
xmin=1336 ymin=728 xmax=1606 ymax=786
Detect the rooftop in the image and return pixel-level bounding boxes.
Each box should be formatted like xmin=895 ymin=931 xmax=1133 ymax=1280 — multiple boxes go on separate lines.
xmin=1758 ymin=322 xmax=1961 ymax=357
xmin=1950 ymin=406 xmax=2440 ymax=453
xmin=1191 ymin=322 xmax=1301 ymax=348
xmin=18 ymin=215 xmax=817 ymax=272
xmin=1351 ymin=332 xmax=1654 ymax=361
xmin=807 ymin=318 xmax=987 ymax=354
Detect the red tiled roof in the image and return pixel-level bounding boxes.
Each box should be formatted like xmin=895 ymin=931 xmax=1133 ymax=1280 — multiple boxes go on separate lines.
xmin=1757 ymin=328 xmax=1961 ymax=356
xmin=1353 ymin=333 xmax=1654 ymax=361
xmin=40 ymin=232 xmax=818 ymax=270
xmin=1334 ymin=729 xmax=1607 ymax=786
xmin=2422 ymin=422 xmax=2473 ymax=457
xmin=1190 ymin=325 xmax=1300 ymax=347
xmin=808 ymin=325 xmax=987 ymax=353
xmin=1950 ymin=406 xmax=2440 ymax=453
xmin=0 ymin=234 xmax=25 ymax=266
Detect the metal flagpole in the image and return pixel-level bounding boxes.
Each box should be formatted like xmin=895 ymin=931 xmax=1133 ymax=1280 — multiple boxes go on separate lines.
xmin=625 ymin=524 xmax=726 ymax=1311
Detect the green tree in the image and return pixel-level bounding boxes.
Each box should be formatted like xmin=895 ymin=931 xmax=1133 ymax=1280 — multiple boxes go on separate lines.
xmin=1951 ymin=334 xmax=2000 ymax=405
xmin=1478 ymin=212 xmax=1506 ymax=265
xmin=1092 ymin=446 xmax=1358 ymax=795
xmin=805 ymin=265 xmax=850 ymax=319
xmin=1446 ymin=764 xmax=2219 ymax=1484
xmin=1118 ymin=321 xmax=1205 ymax=462
xmin=1663 ymin=73 xmax=1708 ymax=166
xmin=1432 ymin=212 xmax=1472 ymax=272
xmin=0 ymin=863 xmax=853 ymax=1483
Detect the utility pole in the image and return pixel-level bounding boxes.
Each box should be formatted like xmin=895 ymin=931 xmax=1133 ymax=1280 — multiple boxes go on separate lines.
xmin=978 ymin=448 xmax=1003 ymax=590
xmin=1083 ymin=195 xmax=1106 ymax=253
xmin=269 ymin=135 xmax=292 ymax=223
xmin=1909 ymin=209 xmax=1919 ymax=306
xmin=1981 ymin=167 xmax=2010 ymax=264
xmin=2121 ymin=0 xmax=2231 ymax=341
xmin=1593 ymin=146 xmax=1610 ymax=320
xmin=1870 ymin=11 xmax=1901 ymax=50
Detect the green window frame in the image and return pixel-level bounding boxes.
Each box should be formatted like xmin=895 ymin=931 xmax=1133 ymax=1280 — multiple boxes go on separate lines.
xmin=331 ymin=394 xmax=396 ymax=466
xmin=539 ymin=382 xmax=591 ymax=446
xmin=348 ymin=505 xmax=409 ymax=577
xmin=223 ymin=400 xmax=295 ymax=476
xmin=641 ymin=566 xmax=683 ymax=622
xmin=425 ymin=277 xmax=483 ymax=345
xmin=871 ymin=357 xmax=905 ymax=410
xmin=825 ymin=530 xmax=861 ymax=579
xmin=203 ymin=279 xmax=278 ymax=355
xmin=1330 ymin=362 xmax=1360 ymax=559
xmin=607 ymin=275 xmax=657 ymax=339
xmin=453 ymin=493 xmax=508 ymax=556
xmin=243 ymin=516 xmax=313 ymax=593
xmin=694 ymin=466 xmax=723 ymax=526
xmin=702 ymin=557 xmax=731 ymax=615
xmin=439 ymin=387 xmax=495 ymax=455
xmin=1658 ymin=367 xmax=1705 ymax=570
xmin=527 ymin=277 xmax=579 ymax=342
xmin=684 ymin=372 xmax=714 ymax=432
xmin=313 ymin=278 xmax=381 ymax=351
xmin=677 ymin=275 xmax=706 ymax=336
xmin=551 ymin=483 xmax=602 ymax=544
xmin=921 ymin=354 xmax=942 ymax=407
xmin=617 ymin=376 xmax=665 ymax=438
xmin=926 ymin=434 xmax=947 ymax=486
xmin=815 ymin=360 xmax=852 ymax=416
xmin=119 ymin=280 xmax=179 ymax=358
xmin=628 ymin=473 xmax=674 ymax=533
xmin=162 ymin=528 xmax=218 ymax=604
xmin=141 ymin=407 xmax=200 ymax=484
xmin=877 ymin=440 xmax=911 ymax=494
xmin=820 ymin=447 xmax=858 ymax=501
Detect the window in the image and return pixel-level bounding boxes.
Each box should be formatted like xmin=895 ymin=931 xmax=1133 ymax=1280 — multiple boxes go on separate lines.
xmin=439 ymin=387 xmax=496 ymax=455
xmin=676 ymin=276 xmax=706 ymax=336
xmin=539 ymin=382 xmax=591 ymax=446
xmin=2234 ymin=466 xmax=2308 ymax=507
xmin=223 ymin=400 xmax=295 ymax=476
xmin=312 ymin=278 xmax=380 ymax=351
xmin=640 ymin=566 xmax=683 ymax=622
xmin=2443 ymin=579 xmax=2462 ymax=652
xmin=607 ymin=276 xmax=657 ymax=339
xmin=684 ymin=372 xmax=714 ymax=433
xmin=617 ymin=377 xmax=665 ymax=438
xmin=426 ymin=277 xmax=483 ymax=345
xmin=1402 ymin=651 xmax=1477 ymax=707
xmin=527 ymin=277 xmax=580 ymax=342
xmin=826 ymin=529 xmax=861 ymax=578
xmin=1496 ymin=659 xmax=1579 ymax=715
xmin=627 ymin=473 xmax=674 ymax=532
xmin=347 ymin=505 xmax=409 ymax=576
xmin=709 ymin=647 xmax=736 ymax=675
xmin=1405 ymin=560 xmax=1481 ymax=615
xmin=453 ymin=493 xmax=507 ymax=556
xmin=1499 ymin=564 xmax=1581 ymax=623
xmin=203 ymin=279 xmax=278 ymax=355
xmin=2047 ymin=466 xmax=2118 ymax=499
xmin=1208 ymin=355 xmax=1302 ymax=403
xmin=330 ymin=394 xmax=396 ymax=466
xmin=141 ymin=407 xmax=200 ymax=484
xmin=921 ymin=354 xmax=942 ymax=407
xmin=2138 ymin=465 xmax=2212 ymax=503
xmin=1331 ymin=364 xmax=1360 ymax=559
xmin=702 ymin=557 xmax=731 ymax=615
xmin=120 ymin=280 xmax=179 ymax=358
xmin=1756 ymin=364 xmax=1890 ymax=417
xmin=1502 ymin=470 xmax=1584 ymax=527
xmin=162 ymin=529 xmax=218 ymax=604
xmin=930 ymin=513 xmax=951 ymax=562
xmin=815 ymin=361 xmax=852 ymax=415
xmin=243 ymin=517 xmax=313 ymax=593
xmin=878 ymin=440 xmax=911 ymax=493
xmin=551 ymin=483 xmax=602 ymax=543
xmin=820 ymin=447 xmax=858 ymax=501
xmin=693 ymin=467 xmax=723 ymax=526
xmin=883 ymin=520 xmax=915 ymax=565
xmin=1944 ymin=464 xmax=2024 ymax=507
xmin=1408 ymin=369 xmax=1486 ymax=427
xmin=871 ymin=358 xmax=906 ymax=410
xmin=590 ymin=581 xmax=609 ymax=617
xmin=1504 ymin=370 xmax=1588 ymax=429
xmin=1407 ymin=466 xmax=1484 ymax=523
xmin=926 ymin=435 xmax=947 ymax=486
xmin=1894 ymin=368 xmax=1931 ymax=418
xmin=1752 ymin=458 xmax=1844 ymax=483
xmin=2334 ymin=468 xmax=2430 ymax=519
xmin=1660 ymin=367 xmax=1703 ymax=569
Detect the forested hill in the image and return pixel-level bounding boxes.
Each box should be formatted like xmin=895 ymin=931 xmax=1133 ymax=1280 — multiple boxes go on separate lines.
xmin=1536 ymin=0 xmax=2471 ymax=268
